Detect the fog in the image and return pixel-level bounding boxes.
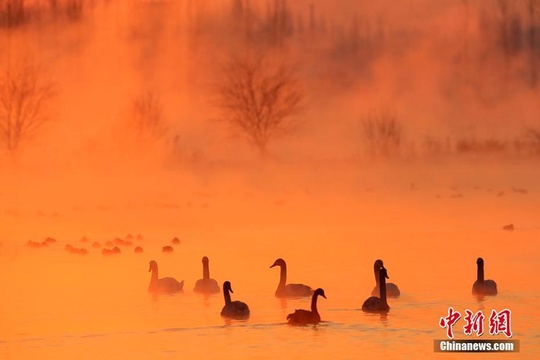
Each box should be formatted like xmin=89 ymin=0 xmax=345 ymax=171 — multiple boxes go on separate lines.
xmin=0 ymin=0 xmax=539 ymax=244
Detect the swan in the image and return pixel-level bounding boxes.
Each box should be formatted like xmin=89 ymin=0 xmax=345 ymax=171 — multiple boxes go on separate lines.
xmin=362 ymin=266 xmax=390 ymax=312
xmin=148 ymin=260 xmax=184 ymax=294
xmin=194 ymin=256 xmax=220 ymax=294
xmin=162 ymin=246 xmax=174 ymax=253
xmin=270 ymin=258 xmax=313 ymax=298
xmin=472 ymin=257 xmax=497 ymax=296
xmin=371 ymin=259 xmax=400 ymax=297
xmin=287 ymin=288 xmax=327 ymax=325
xmin=220 ymin=281 xmax=250 ymax=319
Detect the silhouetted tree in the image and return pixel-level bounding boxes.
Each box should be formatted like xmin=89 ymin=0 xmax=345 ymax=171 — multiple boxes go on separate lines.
xmin=264 ymin=0 xmax=293 ymax=46
xmin=0 ymin=0 xmax=26 ymax=28
xmin=66 ymin=0 xmax=84 ymax=21
xmin=360 ymin=110 xmax=402 ymax=158
xmin=525 ymin=127 xmax=540 ymax=155
xmin=130 ymin=90 xmax=164 ymax=142
xmin=0 ymin=62 xmax=54 ymax=156
xmin=497 ymin=0 xmax=512 ymax=79
xmin=218 ymin=54 xmax=302 ymax=156
xmin=529 ymin=0 xmax=539 ymax=87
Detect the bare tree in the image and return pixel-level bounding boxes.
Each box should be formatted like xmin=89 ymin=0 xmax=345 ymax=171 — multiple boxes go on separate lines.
xmin=0 ymin=62 xmax=53 ymax=156
xmin=130 ymin=90 xmax=164 ymax=142
xmin=497 ymin=0 xmax=512 ymax=80
xmin=0 ymin=0 xmax=26 ymax=28
xmin=218 ymin=54 xmax=302 ymax=155
xmin=66 ymin=0 xmax=83 ymax=21
xmin=529 ymin=0 xmax=539 ymax=87
xmin=360 ymin=109 xmax=402 ymax=158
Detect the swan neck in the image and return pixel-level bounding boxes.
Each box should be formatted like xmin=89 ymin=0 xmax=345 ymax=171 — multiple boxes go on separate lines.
xmin=379 ymin=271 xmax=388 ymax=307
xmin=311 ymin=293 xmax=319 ymax=314
xmin=151 ymin=267 xmax=158 ymax=283
xmin=203 ymin=262 xmax=210 ymax=280
xmin=278 ymin=264 xmax=287 ymax=287
xmin=374 ymin=266 xmax=380 ymax=286
xmin=224 ymin=287 xmax=232 ymax=304
xmin=477 ymin=262 xmax=484 ymax=282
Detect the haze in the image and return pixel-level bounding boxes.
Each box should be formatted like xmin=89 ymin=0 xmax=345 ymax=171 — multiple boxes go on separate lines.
xmin=1 ymin=2 xmax=539 ymax=359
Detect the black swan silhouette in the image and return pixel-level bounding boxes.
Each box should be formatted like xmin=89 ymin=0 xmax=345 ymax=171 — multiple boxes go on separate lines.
xmin=362 ymin=266 xmax=390 ymax=313
xmin=270 ymin=258 xmax=313 ymax=298
xmin=220 ymin=281 xmax=250 ymax=319
xmin=472 ymin=257 xmax=498 ymax=296
xmin=287 ymin=288 xmax=327 ymax=325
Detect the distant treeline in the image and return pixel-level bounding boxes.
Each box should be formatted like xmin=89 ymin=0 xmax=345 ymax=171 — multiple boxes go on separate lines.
xmin=2 ymin=1 xmax=539 ymax=88
xmin=0 ymin=0 xmax=89 ymax=26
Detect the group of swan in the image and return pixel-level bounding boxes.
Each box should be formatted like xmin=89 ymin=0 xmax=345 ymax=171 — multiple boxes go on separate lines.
xmin=148 ymin=256 xmax=497 ymax=325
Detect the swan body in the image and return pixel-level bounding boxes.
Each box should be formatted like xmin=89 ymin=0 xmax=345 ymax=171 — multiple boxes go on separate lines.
xmin=287 ymin=288 xmax=326 ymax=325
xmin=194 ymin=256 xmax=220 ymax=294
xmin=362 ymin=266 xmax=390 ymax=313
xmin=221 ymin=281 xmax=250 ymax=319
xmin=270 ymin=258 xmax=313 ymax=298
xmin=472 ymin=257 xmax=497 ymax=296
xmin=371 ymin=259 xmax=400 ymax=297
xmin=148 ymin=260 xmax=184 ymax=294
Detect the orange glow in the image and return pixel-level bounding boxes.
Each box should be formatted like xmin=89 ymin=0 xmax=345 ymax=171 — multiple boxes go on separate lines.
xmin=1 ymin=1 xmax=539 ymax=359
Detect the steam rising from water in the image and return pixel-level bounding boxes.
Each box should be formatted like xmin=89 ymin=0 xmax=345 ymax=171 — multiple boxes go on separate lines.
xmin=0 ymin=0 xmax=538 ymax=227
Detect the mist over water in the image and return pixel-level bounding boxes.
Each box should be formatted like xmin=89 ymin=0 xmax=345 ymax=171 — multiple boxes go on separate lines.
xmin=1 ymin=1 xmax=539 ymax=359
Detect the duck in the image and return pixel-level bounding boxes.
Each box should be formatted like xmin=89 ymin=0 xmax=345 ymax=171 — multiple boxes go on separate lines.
xmin=270 ymin=258 xmax=313 ymax=298
xmin=220 ymin=281 xmax=250 ymax=319
xmin=362 ymin=266 xmax=390 ymax=313
xmin=194 ymin=256 xmax=220 ymax=294
xmin=371 ymin=259 xmax=400 ymax=297
xmin=148 ymin=260 xmax=184 ymax=294
xmin=287 ymin=288 xmax=327 ymax=325
xmin=472 ymin=257 xmax=497 ymax=296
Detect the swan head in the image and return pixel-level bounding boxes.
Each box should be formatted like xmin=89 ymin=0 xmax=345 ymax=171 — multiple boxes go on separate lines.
xmin=380 ymin=266 xmax=389 ymax=279
xmin=477 ymin=257 xmax=484 ymax=265
xmin=149 ymin=260 xmax=158 ymax=272
xmin=374 ymin=259 xmax=384 ymax=269
xmin=270 ymin=258 xmax=286 ymax=268
xmin=314 ymin=288 xmax=327 ymax=299
xmin=202 ymin=256 xmax=209 ymax=264
xmin=223 ymin=281 xmax=233 ymax=293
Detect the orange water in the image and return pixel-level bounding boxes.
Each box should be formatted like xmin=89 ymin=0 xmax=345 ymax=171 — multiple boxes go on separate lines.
xmin=1 ymin=162 xmax=539 ymax=359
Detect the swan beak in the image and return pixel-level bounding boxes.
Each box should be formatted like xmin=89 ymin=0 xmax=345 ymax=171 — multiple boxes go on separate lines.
xmin=269 ymin=263 xmax=277 ymax=268
xmin=322 ymin=294 xmax=327 ymax=299
xmin=385 ymin=274 xmax=389 ymax=279
xmin=148 ymin=266 xmax=151 ymax=272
